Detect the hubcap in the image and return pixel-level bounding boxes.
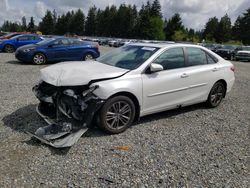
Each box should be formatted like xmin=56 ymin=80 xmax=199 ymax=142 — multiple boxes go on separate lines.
xmin=5 ymin=45 xmax=14 ymax=53
xmin=106 ymin=101 xmax=132 ymax=130
xmin=210 ymin=84 xmax=224 ymax=106
xmin=34 ymin=54 xmax=45 ymax=64
xmin=85 ymin=54 xmax=93 ymax=61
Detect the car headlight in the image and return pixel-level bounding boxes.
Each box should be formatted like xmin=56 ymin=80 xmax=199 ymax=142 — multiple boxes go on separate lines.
xmin=23 ymin=48 xmax=35 ymax=52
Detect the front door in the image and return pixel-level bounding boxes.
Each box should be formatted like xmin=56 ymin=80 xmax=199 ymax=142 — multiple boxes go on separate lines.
xmin=142 ymin=47 xmax=190 ymax=115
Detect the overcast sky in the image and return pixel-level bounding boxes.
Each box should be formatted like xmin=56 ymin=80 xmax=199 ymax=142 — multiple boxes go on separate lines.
xmin=0 ymin=0 xmax=249 ymax=30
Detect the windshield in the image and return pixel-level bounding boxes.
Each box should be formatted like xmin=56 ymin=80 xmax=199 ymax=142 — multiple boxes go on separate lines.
xmin=36 ymin=38 xmax=55 ymax=45
xmin=97 ymin=45 xmax=159 ymax=70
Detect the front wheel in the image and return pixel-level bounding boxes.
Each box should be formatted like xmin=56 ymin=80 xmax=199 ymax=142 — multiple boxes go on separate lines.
xmin=206 ymin=82 xmax=226 ymax=108
xmin=32 ymin=53 xmax=46 ymax=65
xmin=98 ymin=96 xmax=136 ymax=134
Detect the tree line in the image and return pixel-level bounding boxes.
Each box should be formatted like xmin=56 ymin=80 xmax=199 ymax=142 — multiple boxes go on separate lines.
xmin=1 ymin=0 xmax=250 ymax=45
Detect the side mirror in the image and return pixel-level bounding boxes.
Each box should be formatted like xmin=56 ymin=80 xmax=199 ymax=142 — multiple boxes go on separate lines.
xmin=150 ymin=63 xmax=163 ymax=73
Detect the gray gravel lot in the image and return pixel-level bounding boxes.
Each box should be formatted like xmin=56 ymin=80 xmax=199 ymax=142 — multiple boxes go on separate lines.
xmin=0 ymin=46 xmax=249 ymax=187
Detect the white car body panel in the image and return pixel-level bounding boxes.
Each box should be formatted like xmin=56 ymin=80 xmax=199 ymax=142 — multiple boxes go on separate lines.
xmin=40 ymin=43 xmax=235 ymax=118
xmin=40 ymin=61 xmax=128 ymax=86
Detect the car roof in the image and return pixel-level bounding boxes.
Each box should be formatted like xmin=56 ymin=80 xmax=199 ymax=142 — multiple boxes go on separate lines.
xmin=128 ymin=42 xmax=203 ymax=49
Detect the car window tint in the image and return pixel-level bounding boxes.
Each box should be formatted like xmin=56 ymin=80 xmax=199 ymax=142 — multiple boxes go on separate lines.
xmin=186 ymin=47 xmax=207 ymax=66
xmin=153 ymin=48 xmax=185 ymax=70
xmin=18 ymin=36 xmax=29 ymax=41
xmin=53 ymin=39 xmax=70 ymax=46
xmin=70 ymin=39 xmax=83 ymax=45
xmin=207 ymin=54 xmax=216 ymax=64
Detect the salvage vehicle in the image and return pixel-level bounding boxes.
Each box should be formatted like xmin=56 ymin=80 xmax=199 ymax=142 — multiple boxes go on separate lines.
xmin=0 ymin=34 xmax=42 ymax=53
xmin=235 ymin=46 xmax=250 ymax=61
xmin=15 ymin=37 xmax=100 ymax=64
xmin=31 ymin=43 xmax=235 ymax=147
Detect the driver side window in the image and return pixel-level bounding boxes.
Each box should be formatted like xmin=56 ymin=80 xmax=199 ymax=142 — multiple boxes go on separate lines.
xmin=153 ymin=47 xmax=185 ymax=70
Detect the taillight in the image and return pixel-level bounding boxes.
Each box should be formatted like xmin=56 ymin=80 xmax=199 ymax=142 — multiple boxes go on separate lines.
xmin=230 ymin=66 xmax=235 ymax=72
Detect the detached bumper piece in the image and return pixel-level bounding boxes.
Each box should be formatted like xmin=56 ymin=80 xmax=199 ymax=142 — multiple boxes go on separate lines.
xmin=30 ymin=82 xmax=104 ymax=148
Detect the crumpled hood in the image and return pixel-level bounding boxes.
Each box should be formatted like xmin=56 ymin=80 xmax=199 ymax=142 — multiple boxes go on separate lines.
xmin=40 ymin=61 xmax=128 ymax=86
xmin=17 ymin=44 xmax=37 ymax=51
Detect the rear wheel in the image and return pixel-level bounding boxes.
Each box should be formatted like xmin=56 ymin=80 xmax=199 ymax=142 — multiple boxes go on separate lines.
xmin=4 ymin=44 xmax=15 ymax=53
xmin=206 ymin=82 xmax=226 ymax=108
xmin=98 ymin=96 xmax=135 ymax=134
xmin=83 ymin=53 xmax=94 ymax=61
xmin=33 ymin=53 xmax=46 ymax=65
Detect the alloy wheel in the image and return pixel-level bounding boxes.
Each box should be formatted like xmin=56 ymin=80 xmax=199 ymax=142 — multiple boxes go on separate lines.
xmin=210 ymin=84 xmax=224 ymax=106
xmin=4 ymin=45 xmax=15 ymax=53
xmin=105 ymin=101 xmax=132 ymax=130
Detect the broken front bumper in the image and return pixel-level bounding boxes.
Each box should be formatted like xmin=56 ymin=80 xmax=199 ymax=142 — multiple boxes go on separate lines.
xmin=29 ymin=81 xmax=104 ymax=148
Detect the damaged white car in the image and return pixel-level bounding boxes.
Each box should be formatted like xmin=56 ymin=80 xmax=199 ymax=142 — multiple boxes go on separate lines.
xmin=31 ymin=43 xmax=235 ymax=147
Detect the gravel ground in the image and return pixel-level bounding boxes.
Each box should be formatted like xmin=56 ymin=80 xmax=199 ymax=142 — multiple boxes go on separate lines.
xmin=0 ymin=47 xmax=249 ymax=187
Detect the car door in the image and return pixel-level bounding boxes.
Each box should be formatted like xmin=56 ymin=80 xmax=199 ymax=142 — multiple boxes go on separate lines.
xmin=46 ymin=39 xmax=70 ymax=61
xmin=15 ymin=36 xmax=30 ymax=48
xmin=66 ymin=39 xmax=85 ymax=60
xmin=142 ymin=47 xmax=191 ymax=115
xmin=180 ymin=47 xmax=222 ymax=105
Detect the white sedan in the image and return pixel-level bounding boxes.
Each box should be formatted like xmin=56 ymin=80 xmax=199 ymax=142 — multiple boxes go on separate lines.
xmin=32 ymin=43 xmax=235 ymax=147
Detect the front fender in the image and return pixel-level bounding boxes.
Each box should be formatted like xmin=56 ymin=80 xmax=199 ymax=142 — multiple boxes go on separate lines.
xmin=92 ymin=75 xmax=143 ymax=106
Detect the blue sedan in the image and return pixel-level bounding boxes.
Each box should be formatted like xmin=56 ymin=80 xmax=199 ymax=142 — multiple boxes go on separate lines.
xmin=0 ymin=34 xmax=43 ymax=53
xmin=15 ymin=37 xmax=100 ymax=64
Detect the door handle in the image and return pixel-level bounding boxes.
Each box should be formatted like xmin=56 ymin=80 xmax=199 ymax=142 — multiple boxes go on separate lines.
xmin=181 ymin=73 xmax=189 ymax=78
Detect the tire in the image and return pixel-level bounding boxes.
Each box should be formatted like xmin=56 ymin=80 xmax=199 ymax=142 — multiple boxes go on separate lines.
xmin=98 ymin=96 xmax=136 ymax=134
xmin=4 ymin=44 xmax=15 ymax=53
xmin=32 ymin=53 xmax=46 ymax=65
xmin=206 ymin=82 xmax=226 ymax=108
xmin=83 ymin=53 xmax=94 ymax=61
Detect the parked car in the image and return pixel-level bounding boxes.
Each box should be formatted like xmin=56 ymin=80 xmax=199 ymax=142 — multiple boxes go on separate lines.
xmin=0 ymin=32 xmax=29 ymax=40
xmin=108 ymin=40 xmax=117 ymax=47
xmin=15 ymin=37 xmax=100 ymax=64
xmin=203 ymin=43 xmax=222 ymax=52
xmin=235 ymin=46 xmax=250 ymax=61
xmin=31 ymin=43 xmax=235 ymax=147
xmin=215 ymin=45 xmax=239 ymax=60
xmin=0 ymin=34 xmax=42 ymax=53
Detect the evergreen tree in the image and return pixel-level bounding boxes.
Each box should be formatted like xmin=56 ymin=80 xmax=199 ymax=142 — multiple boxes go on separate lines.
xmin=69 ymin=9 xmax=85 ymax=35
xmin=39 ymin=10 xmax=54 ymax=34
xmin=164 ymin=13 xmax=184 ymax=41
xmin=203 ymin=17 xmax=219 ymax=41
xmin=151 ymin=0 xmax=162 ymax=18
xmin=215 ymin=14 xmax=231 ymax=43
xmin=21 ymin=16 xmax=27 ymax=31
xmin=85 ymin=6 xmax=97 ymax=36
xmin=27 ymin=17 xmax=36 ymax=32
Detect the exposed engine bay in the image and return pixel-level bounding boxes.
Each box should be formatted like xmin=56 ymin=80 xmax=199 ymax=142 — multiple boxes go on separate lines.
xmin=30 ymin=81 xmax=105 ymax=148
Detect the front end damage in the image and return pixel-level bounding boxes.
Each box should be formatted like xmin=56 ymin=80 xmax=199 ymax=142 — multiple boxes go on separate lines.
xmin=29 ymin=81 xmax=104 ymax=148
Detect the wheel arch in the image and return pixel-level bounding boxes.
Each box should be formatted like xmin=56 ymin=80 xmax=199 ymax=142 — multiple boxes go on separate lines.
xmin=214 ymin=79 xmax=227 ymax=97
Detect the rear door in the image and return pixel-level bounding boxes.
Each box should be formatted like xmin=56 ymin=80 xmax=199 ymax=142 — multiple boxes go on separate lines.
xmin=67 ymin=39 xmax=85 ymax=60
xmin=180 ymin=47 xmax=221 ymax=105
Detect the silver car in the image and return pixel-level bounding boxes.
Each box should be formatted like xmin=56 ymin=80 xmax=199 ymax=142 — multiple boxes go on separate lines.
xmin=31 ymin=43 xmax=235 ymax=147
